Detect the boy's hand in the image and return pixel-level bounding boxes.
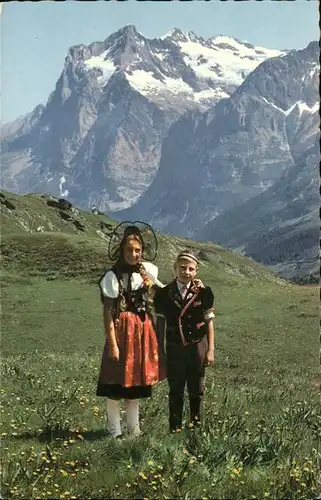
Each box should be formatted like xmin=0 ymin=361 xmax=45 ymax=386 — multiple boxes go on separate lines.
xmin=194 ymin=279 xmax=205 ymax=288
xmin=205 ymin=349 xmax=215 ymax=366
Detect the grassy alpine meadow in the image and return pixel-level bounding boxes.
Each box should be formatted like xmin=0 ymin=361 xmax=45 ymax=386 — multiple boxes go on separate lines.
xmin=0 ymin=192 xmax=320 ymax=499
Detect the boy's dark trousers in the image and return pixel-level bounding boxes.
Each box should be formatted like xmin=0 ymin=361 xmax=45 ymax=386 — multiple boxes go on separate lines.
xmin=166 ymin=336 xmax=208 ymax=431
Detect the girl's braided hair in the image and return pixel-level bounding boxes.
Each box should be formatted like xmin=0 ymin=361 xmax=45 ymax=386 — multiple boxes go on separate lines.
xmin=114 ymin=234 xmax=153 ymax=284
xmin=100 ymin=222 xmax=157 ymax=313
xmin=112 ymin=234 xmax=154 ymax=315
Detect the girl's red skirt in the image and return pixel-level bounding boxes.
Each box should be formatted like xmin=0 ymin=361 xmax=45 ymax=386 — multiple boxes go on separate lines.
xmin=96 ymin=311 xmax=166 ymax=399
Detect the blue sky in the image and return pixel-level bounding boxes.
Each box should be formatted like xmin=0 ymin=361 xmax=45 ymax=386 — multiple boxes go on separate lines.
xmin=1 ymin=0 xmax=319 ymax=124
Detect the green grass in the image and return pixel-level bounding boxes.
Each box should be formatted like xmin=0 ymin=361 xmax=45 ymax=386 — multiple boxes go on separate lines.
xmin=1 ymin=191 xmax=320 ymax=499
xmin=0 ymin=190 xmax=115 ymax=237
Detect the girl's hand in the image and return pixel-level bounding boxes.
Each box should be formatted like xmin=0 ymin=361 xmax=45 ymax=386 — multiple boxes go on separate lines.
xmin=204 ymin=349 xmax=215 ymax=366
xmin=109 ymin=344 xmax=120 ymax=361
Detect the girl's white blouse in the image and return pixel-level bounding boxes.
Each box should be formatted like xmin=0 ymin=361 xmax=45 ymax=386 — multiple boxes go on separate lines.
xmin=100 ymin=262 xmax=160 ymax=299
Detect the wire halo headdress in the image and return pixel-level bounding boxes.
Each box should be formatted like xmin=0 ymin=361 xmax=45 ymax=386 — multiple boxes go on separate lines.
xmin=108 ymin=221 xmax=158 ymax=262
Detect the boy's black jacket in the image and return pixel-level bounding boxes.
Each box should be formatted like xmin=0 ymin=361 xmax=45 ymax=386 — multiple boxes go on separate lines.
xmin=154 ymin=280 xmax=214 ymax=345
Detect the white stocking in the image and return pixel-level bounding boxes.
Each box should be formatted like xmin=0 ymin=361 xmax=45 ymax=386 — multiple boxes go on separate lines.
xmin=124 ymin=399 xmax=140 ymax=435
xmin=106 ymin=398 xmax=121 ymax=437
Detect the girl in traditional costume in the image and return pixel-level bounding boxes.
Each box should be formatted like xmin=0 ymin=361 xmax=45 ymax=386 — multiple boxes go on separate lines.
xmin=96 ymin=221 xmax=166 ymax=438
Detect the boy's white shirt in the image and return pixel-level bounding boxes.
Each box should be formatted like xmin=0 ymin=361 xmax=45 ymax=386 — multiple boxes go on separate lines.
xmin=176 ymin=279 xmax=190 ymax=295
xmin=100 ymin=262 xmax=164 ymax=298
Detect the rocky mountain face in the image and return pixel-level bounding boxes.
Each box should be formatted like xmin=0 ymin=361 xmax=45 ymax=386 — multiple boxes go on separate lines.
xmin=200 ymin=138 xmax=320 ymax=280
xmin=119 ymin=41 xmax=319 ymax=241
xmin=1 ymin=26 xmax=281 ymax=211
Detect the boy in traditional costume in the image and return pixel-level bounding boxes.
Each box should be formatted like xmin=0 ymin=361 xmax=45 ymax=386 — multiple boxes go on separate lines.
xmin=154 ymin=250 xmax=215 ymax=432
xmin=96 ymin=221 xmax=166 ymax=438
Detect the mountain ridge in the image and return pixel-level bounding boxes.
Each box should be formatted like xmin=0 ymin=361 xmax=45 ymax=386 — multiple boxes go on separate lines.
xmin=1 ymin=25 xmax=284 ymax=212
xmin=116 ymin=41 xmax=319 ymax=234
xmin=0 ymin=189 xmax=287 ymax=288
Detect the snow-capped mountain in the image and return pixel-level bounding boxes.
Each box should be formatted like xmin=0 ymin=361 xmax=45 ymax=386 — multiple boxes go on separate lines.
xmin=1 ymin=27 xmax=318 ymax=279
xmin=118 ymin=41 xmax=319 ymax=241
xmin=80 ymin=26 xmax=283 ymax=112
xmin=1 ymin=25 xmax=283 ymax=211
xmin=116 ymin=27 xmax=282 ymax=111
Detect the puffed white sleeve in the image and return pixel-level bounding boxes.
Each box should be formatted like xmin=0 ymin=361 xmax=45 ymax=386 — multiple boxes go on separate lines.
xmin=142 ymin=262 xmax=165 ymax=287
xmin=203 ymin=287 xmax=215 ymax=321
xmin=99 ymin=270 xmax=119 ymax=298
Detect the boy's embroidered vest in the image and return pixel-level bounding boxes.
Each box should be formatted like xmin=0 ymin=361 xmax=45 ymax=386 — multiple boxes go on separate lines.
xmin=166 ymin=281 xmax=209 ymax=345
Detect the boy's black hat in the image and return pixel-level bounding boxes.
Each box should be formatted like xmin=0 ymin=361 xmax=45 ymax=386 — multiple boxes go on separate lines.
xmin=177 ymin=250 xmax=199 ymax=265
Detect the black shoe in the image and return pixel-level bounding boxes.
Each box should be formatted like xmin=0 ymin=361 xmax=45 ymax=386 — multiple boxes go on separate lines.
xmin=170 ymin=427 xmax=183 ymax=434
